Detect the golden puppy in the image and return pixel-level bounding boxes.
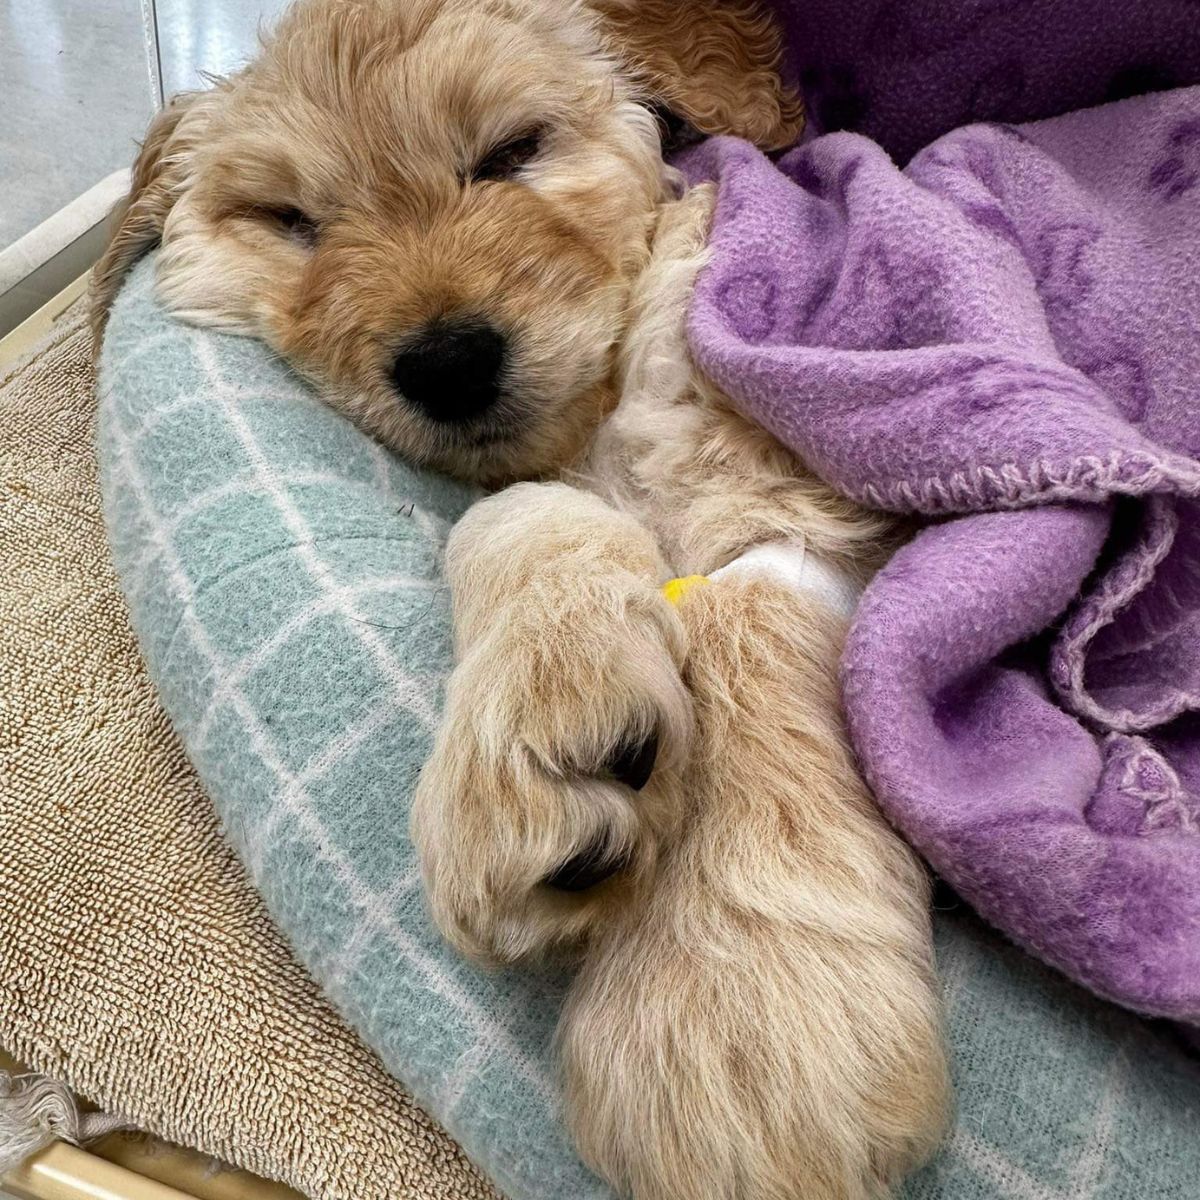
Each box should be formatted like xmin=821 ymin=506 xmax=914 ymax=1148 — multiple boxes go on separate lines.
xmin=93 ymin=3 xmax=950 ymax=1198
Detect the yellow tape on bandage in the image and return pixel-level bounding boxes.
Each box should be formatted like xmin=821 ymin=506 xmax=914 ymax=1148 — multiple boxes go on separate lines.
xmin=661 ymin=575 xmax=710 ymax=607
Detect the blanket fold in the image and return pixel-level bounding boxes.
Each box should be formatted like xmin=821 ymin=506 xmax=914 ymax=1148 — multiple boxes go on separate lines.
xmin=685 ymin=86 xmax=1200 ymax=1020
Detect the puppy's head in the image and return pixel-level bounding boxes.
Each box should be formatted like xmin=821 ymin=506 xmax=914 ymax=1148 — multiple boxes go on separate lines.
xmin=92 ymin=0 xmax=800 ymax=484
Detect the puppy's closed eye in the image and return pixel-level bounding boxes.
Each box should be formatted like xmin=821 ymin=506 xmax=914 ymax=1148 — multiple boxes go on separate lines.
xmin=255 ymin=206 xmax=320 ymax=248
xmin=471 ymin=128 xmax=545 ymax=183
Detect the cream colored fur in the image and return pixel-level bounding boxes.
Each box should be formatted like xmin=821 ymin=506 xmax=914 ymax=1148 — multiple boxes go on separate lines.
xmin=94 ymin=2 xmax=949 ymax=1194
xmin=415 ymin=188 xmax=950 ymax=1199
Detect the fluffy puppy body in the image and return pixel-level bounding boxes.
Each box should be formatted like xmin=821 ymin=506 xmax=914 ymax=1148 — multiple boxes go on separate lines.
xmin=423 ymin=191 xmax=948 ymax=1199
xmin=94 ymin=3 xmax=949 ymax=1197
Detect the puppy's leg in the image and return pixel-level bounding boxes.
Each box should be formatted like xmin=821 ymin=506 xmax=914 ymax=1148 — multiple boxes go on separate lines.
xmin=412 ymin=481 xmax=693 ymax=964
xmin=559 ymin=576 xmax=950 ymax=1200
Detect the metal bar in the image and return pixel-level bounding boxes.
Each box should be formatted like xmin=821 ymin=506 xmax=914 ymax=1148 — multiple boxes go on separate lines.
xmin=140 ymin=0 xmax=167 ymax=110
xmin=3 ymin=1142 xmax=198 ymax=1200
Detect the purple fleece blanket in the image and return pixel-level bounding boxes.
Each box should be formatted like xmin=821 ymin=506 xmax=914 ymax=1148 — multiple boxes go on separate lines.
xmin=770 ymin=0 xmax=1200 ymax=163
xmin=683 ymin=86 xmax=1200 ymax=1020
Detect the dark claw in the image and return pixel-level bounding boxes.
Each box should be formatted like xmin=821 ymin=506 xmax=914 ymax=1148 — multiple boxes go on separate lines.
xmin=606 ymin=729 xmax=659 ymax=791
xmin=931 ymin=874 xmax=964 ymax=911
xmin=543 ymin=837 xmax=629 ymax=893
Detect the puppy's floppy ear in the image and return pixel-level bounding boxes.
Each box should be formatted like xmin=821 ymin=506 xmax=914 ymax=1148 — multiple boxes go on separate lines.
xmin=592 ymin=0 xmax=803 ymax=151
xmin=90 ymin=90 xmax=211 ymax=344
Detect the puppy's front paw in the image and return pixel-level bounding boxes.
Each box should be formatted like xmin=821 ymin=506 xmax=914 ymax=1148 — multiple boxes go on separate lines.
xmin=411 ymin=569 xmax=692 ymax=965
xmin=558 ymin=578 xmax=951 ymax=1199
xmin=561 ymin=904 xmax=949 ymax=1200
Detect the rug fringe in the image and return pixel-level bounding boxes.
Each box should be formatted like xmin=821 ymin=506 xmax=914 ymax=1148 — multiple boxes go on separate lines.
xmin=0 ymin=1069 xmax=129 ymax=1174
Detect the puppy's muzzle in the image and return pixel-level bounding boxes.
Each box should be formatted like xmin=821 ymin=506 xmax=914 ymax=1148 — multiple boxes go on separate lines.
xmin=390 ymin=317 xmax=507 ymax=424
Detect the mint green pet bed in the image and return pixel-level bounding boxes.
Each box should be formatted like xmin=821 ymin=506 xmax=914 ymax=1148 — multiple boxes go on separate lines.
xmin=97 ymin=255 xmax=1200 ymax=1200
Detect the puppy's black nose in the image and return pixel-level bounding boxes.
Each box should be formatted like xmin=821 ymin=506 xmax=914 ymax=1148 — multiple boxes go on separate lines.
xmin=390 ymin=318 xmax=506 ymax=424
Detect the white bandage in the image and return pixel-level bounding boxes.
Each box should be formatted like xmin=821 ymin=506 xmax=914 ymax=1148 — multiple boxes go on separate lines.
xmin=709 ymin=538 xmax=864 ymax=620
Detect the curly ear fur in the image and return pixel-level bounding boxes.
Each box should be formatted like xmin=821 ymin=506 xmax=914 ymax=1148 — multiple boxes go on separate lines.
xmin=592 ymin=0 xmax=803 ymax=151
xmin=89 ymin=90 xmax=211 ymax=346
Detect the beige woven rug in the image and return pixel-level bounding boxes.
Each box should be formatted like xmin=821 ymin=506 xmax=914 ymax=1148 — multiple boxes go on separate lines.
xmin=0 ymin=305 xmax=501 ymax=1200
